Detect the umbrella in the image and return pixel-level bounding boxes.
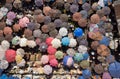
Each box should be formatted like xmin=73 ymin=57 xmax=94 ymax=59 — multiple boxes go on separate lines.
xmin=0 ymin=60 xmax=9 ymax=69
xmin=67 ymin=48 xmax=76 ymax=57
xmin=108 ymin=61 xmax=120 ymax=78
xmin=3 ymin=27 xmax=13 ymax=35
xmin=78 ymin=18 xmax=87 ymax=27
xmin=19 ymin=37 xmax=28 ymax=47
xmin=35 ymin=0 xmax=43 ymax=7
xmin=54 ymin=19 xmax=62 ymax=28
xmin=104 ymin=0 xmax=112 ymax=6
xmin=47 ymin=46 xmax=57 ymax=55
xmin=41 ymin=25 xmax=49 ymax=33
xmin=69 ymin=38 xmax=77 ymax=47
xmin=80 ymin=10 xmax=88 ymax=19
xmin=13 ymin=24 xmax=20 ymax=32
xmin=80 ymin=60 xmax=90 ymax=69
xmin=74 ymin=53 xmax=83 ymax=62
xmin=74 ymin=28 xmax=83 ymax=37
xmin=102 ymin=72 xmax=112 ymax=79
xmin=51 ymin=38 xmax=61 ymax=48
xmin=63 ymin=56 xmax=74 ymax=67
xmin=82 ymin=53 xmax=89 ymax=60
xmin=106 ymin=55 xmax=115 ymax=64
xmin=0 ymin=69 xmax=3 ymax=76
xmin=49 ymin=59 xmax=58 ymax=67
xmin=41 ymin=55 xmax=49 ymax=64
xmin=62 ymin=37 xmax=70 ymax=46
xmin=90 ymin=14 xmax=100 ymax=24
xmin=78 ymin=76 xmax=85 ymax=79
xmin=7 ymin=11 xmax=16 ymax=20
xmin=99 ymin=36 xmax=110 ymax=46
xmin=46 ymin=37 xmax=54 ymax=46
xmin=82 ymin=3 xmax=91 ymax=11
xmin=102 ymin=6 xmax=111 ymax=15
xmin=72 ymin=12 xmax=82 ymax=22
xmin=1 ymin=40 xmax=10 ymax=50
xmin=78 ymin=45 xmax=87 ymax=54
xmin=12 ymin=36 xmax=20 ymax=46
xmin=39 ymin=42 xmax=48 ymax=52
xmin=0 ymin=74 xmax=8 ymax=79
xmin=82 ymin=69 xmax=91 ymax=79
xmin=94 ymin=64 xmax=104 ymax=74
xmin=5 ymin=49 xmax=16 ymax=63
xmin=43 ymin=65 xmax=52 ymax=75
xmin=55 ymin=51 xmax=64 ymax=60
xmin=70 ymin=4 xmax=79 ymax=13
xmin=59 ymin=27 xmax=68 ymax=36
xmin=49 ymin=55 xmax=56 ymax=61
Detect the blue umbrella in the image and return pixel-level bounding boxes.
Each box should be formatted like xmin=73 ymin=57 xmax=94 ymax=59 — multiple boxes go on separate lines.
xmin=78 ymin=76 xmax=85 ymax=79
xmin=62 ymin=37 xmax=70 ymax=46
xmin=82 ymin=53 xmax=89 ymax=60
xmin=104 ymin=0 xmax=112 ymax=6
xmin=8 ymin=76 xmax=14 ymax=79
xmin=99 ymin=36 xmax=110 ymax=46
xmin=106 ymin=55 xmax=115 ymax=64
xmin=0 ymin=74 xmax=8 ymax=79
xmin=14 ymin=76 xmax=19 ymax=79
xmin=82 ymin=69 xmax=91 ymax=79
xmin=25 ymin=77 xmax=31 ymax=79
xmin=0 ymin=69 xmax=3 ymax=76
xmin=74 ymin=28 xmax=83 ymax=37
xmin=108 ymin=61 xmax=120 ymax=78
xmin=63 ymin=56 xmax=74 ymax=67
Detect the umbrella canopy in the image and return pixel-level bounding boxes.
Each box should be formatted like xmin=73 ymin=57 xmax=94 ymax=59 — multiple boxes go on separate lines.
xmin=78 ymin=76 xmax=85 ymax=79
xmin=69 ymin=38 xmax=77 ymax=47
xmin=0 ymin=69 xmax=3 ymax=76
xmin=61 ymin=37 xmax=70 ymax=46
xmin=47 ymin=46 xmax=57 ymax=55
xmin=43 ymin=65 xmax=52 ymax=75
xmin=102 ymin=72 xmax=112 ymax=79
xmin=5 ymin=49 xmax=16 ymax=63
xmin=67 ymin=48 xmax=76 ymax=57
xmin=51 ymin=38 xmax=61 ymax=48
xmin=80 ymin=60 xmax=90 ymax=69
xmin=55 ymin=51 xmax=64 ymax=60
xmin=0 ymin=60 xmax=9 ymax=69
xmin=46 ymin=37 xmax=54 ymax=46
xmin=99 ymin=36 xmax=110 ymax=46
xmin=49 ymin=59 xmax=58 ymax=67
xmin=82 ymin=69 xmax=91 ymax=79
xmin=41 ymin=55 xmax=49 ymax=64
xmin=0 ymin=74 xmax=8 ymax=79
xmin=74 ymin=28 xmax=83 ymax=37
xmin=108 ymin=61 xmax=120 ymax=78
xmin=74 ymin=53 xmax=83 ymax=62
xmin=63 ymin=56 xmax=74 ymax=67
